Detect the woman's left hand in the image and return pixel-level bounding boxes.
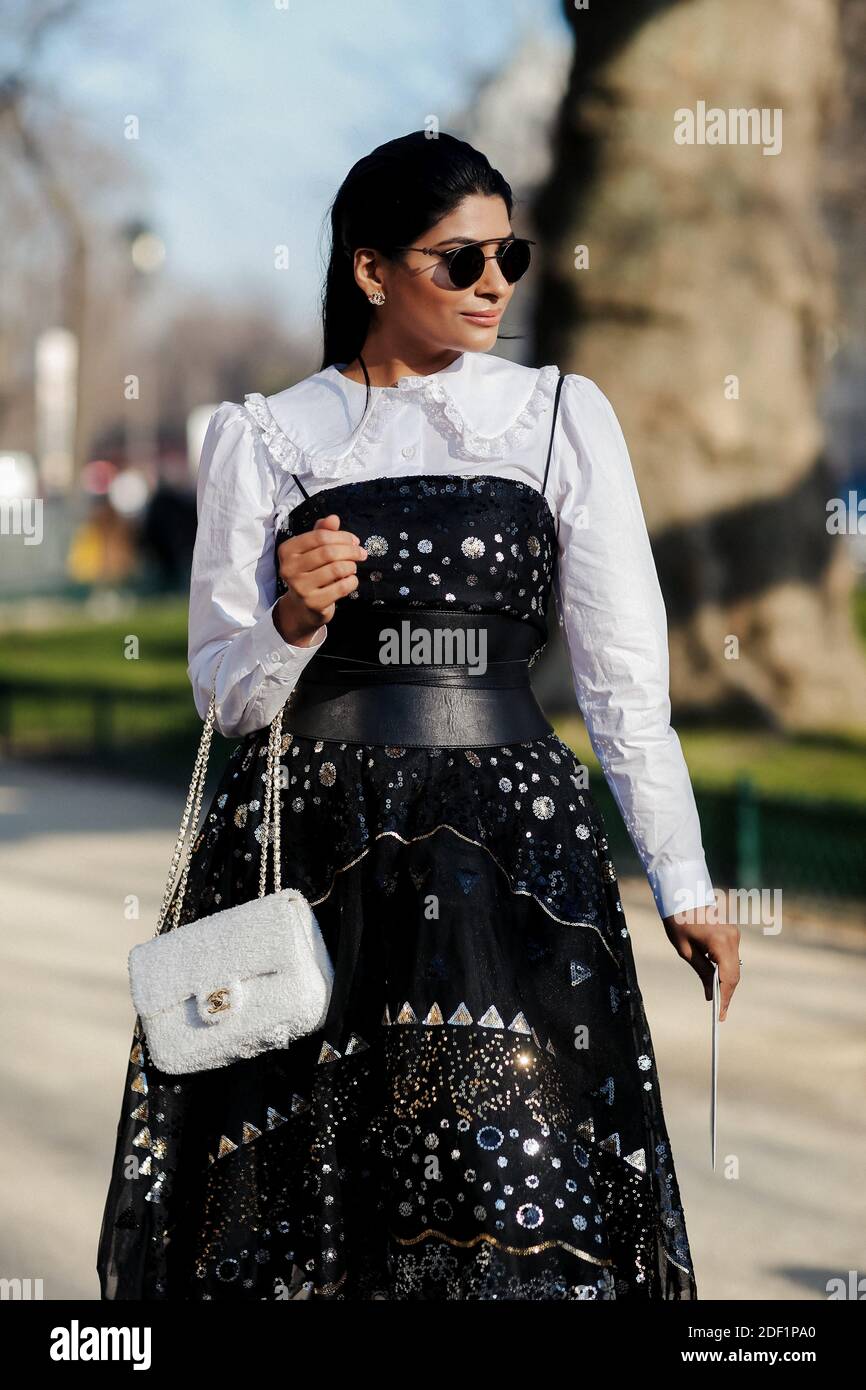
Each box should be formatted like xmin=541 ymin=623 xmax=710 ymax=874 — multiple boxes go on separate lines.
xmin=661 ymin=900 xmax=741 ymax=1021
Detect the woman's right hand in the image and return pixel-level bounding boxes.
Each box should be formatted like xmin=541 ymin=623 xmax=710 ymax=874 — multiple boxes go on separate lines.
xmin=272 ymin=513 xmax=368 ymax=645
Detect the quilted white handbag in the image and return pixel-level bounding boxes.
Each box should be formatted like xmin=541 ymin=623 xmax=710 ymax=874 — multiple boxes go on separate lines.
xmin=128 ymin=659 xmax=334 ymax=1075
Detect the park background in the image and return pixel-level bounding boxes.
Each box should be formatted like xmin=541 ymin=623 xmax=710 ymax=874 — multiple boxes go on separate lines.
xmin=0 ymin=0 xmax=864 ymax=1300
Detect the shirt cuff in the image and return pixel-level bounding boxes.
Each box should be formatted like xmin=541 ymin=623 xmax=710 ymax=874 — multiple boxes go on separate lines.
xmin=248 ymin=599 xmax=327 ymax=678
xmin=647 ymin=858 xmax=717 ymax=921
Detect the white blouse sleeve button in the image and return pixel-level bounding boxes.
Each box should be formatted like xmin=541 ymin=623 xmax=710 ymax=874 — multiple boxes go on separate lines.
xmin=550 ymin=374 xmax=716 ymax=921
xmin=187 ymin=402 xmax=327 ymax=738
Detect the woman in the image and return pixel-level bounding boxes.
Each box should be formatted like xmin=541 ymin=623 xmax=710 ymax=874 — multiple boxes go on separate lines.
xmin=97 ymin=131 xmax=739 ymax=1301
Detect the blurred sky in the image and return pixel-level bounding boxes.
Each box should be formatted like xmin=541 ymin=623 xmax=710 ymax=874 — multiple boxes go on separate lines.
xmin=36 ymin=0 xmax=569 ymax=337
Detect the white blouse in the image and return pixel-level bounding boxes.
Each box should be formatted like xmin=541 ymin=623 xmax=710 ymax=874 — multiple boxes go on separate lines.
xmin=188 ymin=349 xmax=715 ymax=921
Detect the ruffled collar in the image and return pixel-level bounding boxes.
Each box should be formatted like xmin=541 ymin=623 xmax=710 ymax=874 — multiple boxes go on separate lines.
xmin=244 ymin=351 xmax=561 ymax=482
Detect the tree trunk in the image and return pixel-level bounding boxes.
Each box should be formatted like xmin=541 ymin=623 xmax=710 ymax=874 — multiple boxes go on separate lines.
xmin=534 ymin=0 xmax=866 ymax=732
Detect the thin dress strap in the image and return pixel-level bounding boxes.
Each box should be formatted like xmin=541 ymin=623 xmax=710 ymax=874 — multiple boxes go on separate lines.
xmin=541 ymin=371 xmax=565 ymax=501
xmin=291 ymin=473 xmax=310 ymax=501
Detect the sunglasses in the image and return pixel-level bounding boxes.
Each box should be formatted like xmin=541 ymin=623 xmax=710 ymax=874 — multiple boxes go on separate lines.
xmin=389 ymin=237 xmax=535 ymax=290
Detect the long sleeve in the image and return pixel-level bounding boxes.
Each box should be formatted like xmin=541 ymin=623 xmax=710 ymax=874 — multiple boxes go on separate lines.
xmin=550 ymin=374 xmax=715 ymax=921
xmin=187 ymin=401 xmax=327 ymax=738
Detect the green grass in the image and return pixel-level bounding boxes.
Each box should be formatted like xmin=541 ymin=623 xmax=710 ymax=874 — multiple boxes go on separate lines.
xmin=3 ymin=595 xmax=866 ymax=806
xmin=0 ymin=599 xmax=195 ymax=762
xmin=0 ymin=598 xmax=190 ymax=694
xmin=555 ymin=717 xmax=866 ymax=808
xmin=559 ymin=587 xmax=866 ymax=807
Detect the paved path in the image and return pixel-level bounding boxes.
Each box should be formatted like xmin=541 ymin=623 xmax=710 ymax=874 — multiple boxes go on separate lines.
xmin=0 ymin=760 xmax=863 ymax=1300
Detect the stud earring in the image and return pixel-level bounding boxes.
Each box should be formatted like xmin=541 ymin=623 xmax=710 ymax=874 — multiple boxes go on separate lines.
xmin=368 ymin=290 xmax=386 ymax=306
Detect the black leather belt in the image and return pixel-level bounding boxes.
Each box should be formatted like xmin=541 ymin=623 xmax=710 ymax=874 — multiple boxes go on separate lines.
xmin=280 ymin=607 xmax=554 ymax=748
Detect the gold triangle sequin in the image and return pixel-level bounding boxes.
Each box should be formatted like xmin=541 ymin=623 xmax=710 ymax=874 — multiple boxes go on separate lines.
xmin=317 ymin=1041 xmax=342 ymax=1064
xmin=267 ymin=1108 xmax=287 ymax=1129
xmin=130 ymin=1101 xmax=148 ymax=1121
xmin=138 ymin=1155 xmax=153 ymax=1176
xmin=242 ymin=1122 xmax=262 ymax=1144
xmin=599 ymin=1131 xmax=621 ymax=1156
xmin=382 ymin=1002 xmax=392 ymax=1025
xmin=423 ymin=1003 xmax=445 ymax=1025
xmin=129 ymin=1042 xmax=144 ymax=1065
xmin=478 ymin=1006 xmax=505 ymax=1029
xmin=145 ymin=1172 xmax=166 ymax=1203
xmin=132 ymin=1127 xmax=151 ymax=1150
xmin=448 ymin=1003 xmax=473 ymax=1025
xmin=509 ymin=1012 xmax=532 ymax=1034
xmin=130 ymin=1072 xmax=147 ymax=1095
xmin=344 ymin=1033 xmax=370 ymax=1054
xmin=217 ymin=1135 xmax=238 ymax=1159
xmin=396 ymin=1002 xmax=417 ymax=1024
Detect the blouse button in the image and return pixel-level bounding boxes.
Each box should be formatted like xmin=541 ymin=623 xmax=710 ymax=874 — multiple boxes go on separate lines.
xmin=401 ymin=445 xmax=416 ymax=459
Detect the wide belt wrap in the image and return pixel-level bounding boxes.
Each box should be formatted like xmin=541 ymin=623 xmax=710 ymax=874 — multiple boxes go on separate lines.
xmin=280 ymin=608 xmax=554 ymax=748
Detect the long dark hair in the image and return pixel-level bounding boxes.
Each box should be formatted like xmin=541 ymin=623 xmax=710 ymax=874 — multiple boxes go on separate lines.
xmin=319 ymin=131 xmax=514 ymax=410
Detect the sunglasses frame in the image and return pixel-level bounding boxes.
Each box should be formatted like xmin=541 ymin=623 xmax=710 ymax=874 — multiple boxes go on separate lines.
xmin=387 ymin=236 xmax=536 ymax=289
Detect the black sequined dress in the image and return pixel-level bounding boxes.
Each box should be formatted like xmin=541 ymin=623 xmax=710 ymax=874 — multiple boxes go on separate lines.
xmin=97 ymin=470 xmax=698 ymax=1301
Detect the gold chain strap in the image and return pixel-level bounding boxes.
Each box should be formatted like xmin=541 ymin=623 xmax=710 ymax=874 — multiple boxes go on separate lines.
xmin=259 ymin=701 xmax=284 ymax=897
xmin=153 ymin=656 xmax=284 ymax=936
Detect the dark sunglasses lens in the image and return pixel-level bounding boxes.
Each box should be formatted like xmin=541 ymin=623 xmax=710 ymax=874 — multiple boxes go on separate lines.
xmin=499 ymin=239 xmax=531 ymax=283
xmin=448 ymin=245 xmax=486 ymax=288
